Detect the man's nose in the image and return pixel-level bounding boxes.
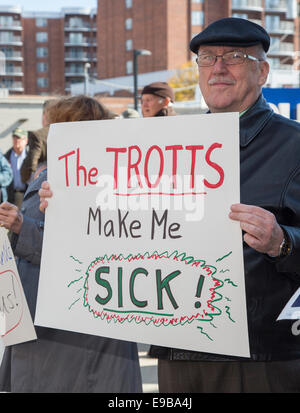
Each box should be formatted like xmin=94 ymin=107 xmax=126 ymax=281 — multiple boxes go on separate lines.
xmin=212 ymin=57 xmax=228 ymax=73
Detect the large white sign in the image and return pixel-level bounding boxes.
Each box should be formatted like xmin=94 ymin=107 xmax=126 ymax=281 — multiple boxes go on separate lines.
xmin=0 ymin=229 xmax=37 ymax=346
xmin=35 ymin=113 xmax=250 ymax=358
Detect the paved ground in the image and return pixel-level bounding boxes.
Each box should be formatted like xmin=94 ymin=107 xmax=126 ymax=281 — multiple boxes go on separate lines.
xmin=138 ymin=343 xmax=158 ymax=393
xmin=0 ymin=341 xmax=158 ymax=393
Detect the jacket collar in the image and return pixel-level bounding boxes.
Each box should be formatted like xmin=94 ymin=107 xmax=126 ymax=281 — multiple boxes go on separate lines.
xmin=239 ymin=94 xmax=273 ymax=147
xmin=24 ymin=169 xmax=47 ymax=197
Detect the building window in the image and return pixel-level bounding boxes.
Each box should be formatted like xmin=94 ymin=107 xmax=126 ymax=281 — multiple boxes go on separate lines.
xmin=126 ymin=60 xmax=133 ymax=74
xmin=37 ymin=62 xmax=48 ymax=73
xmin=36 ymin=32 xmax=48 ymax=43
xmin=0 ymin=32 xmax=14 ymax=42
xmin=265 ymin=14 xmax=280 ymax=31
xmin=0 ymin=16 xmax=14 ymax=27
xmin=125 ymin=0 xmax=133 ymax=8
xmin=69 ymin=32 xmax=84 ymax=44
xmin=69 ymin=17 xmax=84 ymax=28
xmin=125 ymin=18 xmax=132 ymax=30
xmin=36 ymin=47 xmax=48 ymax=57
xmin=126 ymin=39 xmax=132 ymax=51
xmin=36 ymin=18 xmax=47 ymax=27
xmin=37 ymin=77 xmax=48 ymax=88
xmin=191 ymin=11 xmax=204 ymax=26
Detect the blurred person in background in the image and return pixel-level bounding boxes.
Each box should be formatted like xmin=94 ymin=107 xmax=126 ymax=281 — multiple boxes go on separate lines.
xmin=5 ymin=128 xmax=28 ymax=208
xmin=141 ymin=81 xmax=176 ymax=117
xmin=0 ymin=95 xmax=142 ymax=393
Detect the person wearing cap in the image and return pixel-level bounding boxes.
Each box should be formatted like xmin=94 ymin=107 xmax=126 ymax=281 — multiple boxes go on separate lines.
xmin=141 ymin=81 xmax=176 ymax=117
xmin=155 ymin=18 xmax=300 ymax=393
xmin=5 ymin=128 xmax=28 ymax=208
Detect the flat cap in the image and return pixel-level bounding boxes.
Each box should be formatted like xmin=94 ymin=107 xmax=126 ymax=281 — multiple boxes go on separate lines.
xmin=141 ymin=82 xmax=175 ymax=103
xmin=190 ymin=17 xmax=270 ymax=54
xmin=12 ymin=128 xmax=28 ymax=139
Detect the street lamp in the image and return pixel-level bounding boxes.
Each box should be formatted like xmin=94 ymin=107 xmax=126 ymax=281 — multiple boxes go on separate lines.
xmin=133 ymin=49 xmax=152 ymax=110
xmin=84 ymin=62 xmax=91 ymax=95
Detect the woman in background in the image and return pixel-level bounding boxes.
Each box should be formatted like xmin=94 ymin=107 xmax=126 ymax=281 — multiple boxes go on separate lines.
xmin=0 ymin=96 xmax=142 ymax=393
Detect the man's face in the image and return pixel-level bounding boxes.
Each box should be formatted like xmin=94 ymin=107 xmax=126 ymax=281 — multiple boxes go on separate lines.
xmin=197 ymin=45 xmax=269 ymax=113
xmin=141 ymin=94 xmax=167 ymax=117
xmin=12 ymin=136 xmax=27 ymax=155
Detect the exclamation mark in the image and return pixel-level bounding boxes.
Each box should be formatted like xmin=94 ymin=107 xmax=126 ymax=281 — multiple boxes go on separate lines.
xmin=195 ymin=274 xmax=205 ymax=309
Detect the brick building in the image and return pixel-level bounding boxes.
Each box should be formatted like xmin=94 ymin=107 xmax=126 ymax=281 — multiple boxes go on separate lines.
xmin=0 ymin=0 xmax=299 ymax=95
xmin=0 ymin=6 xmax=97 ymax=95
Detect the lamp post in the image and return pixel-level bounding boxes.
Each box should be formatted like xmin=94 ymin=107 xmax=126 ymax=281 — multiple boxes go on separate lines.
xmin=84 ymin=62 xmax=91 ymax=95
xmin=133 ymin=49 xmax=152 ymax=110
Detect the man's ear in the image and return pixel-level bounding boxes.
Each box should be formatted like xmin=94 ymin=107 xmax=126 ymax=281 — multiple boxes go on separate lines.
xmin=258 ymin=60 xmax=270 ymax=86
xmin=164 ymin=97 xmax=171 ymax=106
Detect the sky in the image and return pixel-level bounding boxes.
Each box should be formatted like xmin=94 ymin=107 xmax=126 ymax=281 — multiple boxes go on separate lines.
xmin=0 ymin=0 xmax=97 ymax=12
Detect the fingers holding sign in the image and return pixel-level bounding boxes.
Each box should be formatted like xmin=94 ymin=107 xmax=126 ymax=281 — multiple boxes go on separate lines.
xmin=229 ymin=203 xmax=284 ymax=257
xmin=39 ymin=181 xmax=53 ymax=213
xmin=0 ymin=202 xmax=23 ymax=234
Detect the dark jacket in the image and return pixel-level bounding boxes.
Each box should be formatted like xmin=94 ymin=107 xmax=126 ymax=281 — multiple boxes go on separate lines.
xmin=151 ymin=94 xmax=300 ymax=362
xmin=155 ymin=106 xmax=177 ymax=117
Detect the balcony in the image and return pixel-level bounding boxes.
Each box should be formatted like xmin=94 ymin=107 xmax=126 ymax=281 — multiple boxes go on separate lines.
xmin=0 ymin=21 xmax=22 ymax=31
xmin=2 ymin=68 xmax=23 ymax=76
xmin=0 ymin=36 xmax=22 ymax=46
xmin=265 ymin=0 xmax=288 ymax=12
xmin=64 ymin=23 xmax=91 ymax=32
xmin=64 ymin=52 xmax=89 ymax=62
xmin=64 ymin=69 xmax=85 ymax=76
xmin=64 ymin=38 xmax=91 ymax=47
xmin=2 ymin=52 xmax=23 ymax=61
xmin=232 ymin=0 xmax=263 ymax=12
xmin=268 ymin=41 xmax=295 ymax=56
xmin=266 ymin=20 xmax=294 ymax=35
xmin=0 ymin=82 xmax=24 ymax=92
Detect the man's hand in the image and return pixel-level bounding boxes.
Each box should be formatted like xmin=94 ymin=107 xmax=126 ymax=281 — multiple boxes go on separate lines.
xmin=229 ymin=203 xmax=284 ymax=257
xmin=0 ymin=202 xmax=23 ymax=234
xmin=38 ymin=181 xmax=53 ymax=213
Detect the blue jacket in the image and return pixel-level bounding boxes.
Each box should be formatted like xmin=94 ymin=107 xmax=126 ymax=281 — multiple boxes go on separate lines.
xmin=0 ymin=150 xmax=13 ymax=202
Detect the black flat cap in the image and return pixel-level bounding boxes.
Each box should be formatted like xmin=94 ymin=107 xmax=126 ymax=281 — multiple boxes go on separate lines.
xmin=190 ymin=17 xmax=270 ymax=54
xmin=141 ymin=82 xmax=175 ymax=103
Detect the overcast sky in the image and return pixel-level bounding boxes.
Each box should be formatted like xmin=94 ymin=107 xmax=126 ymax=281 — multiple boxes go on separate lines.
xmin=0 ymin=0 xmax=97 ymax=12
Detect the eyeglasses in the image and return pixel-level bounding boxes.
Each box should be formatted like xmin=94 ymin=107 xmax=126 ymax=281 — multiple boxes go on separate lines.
xmin=196 ymin=50 xmax=264 ymax=67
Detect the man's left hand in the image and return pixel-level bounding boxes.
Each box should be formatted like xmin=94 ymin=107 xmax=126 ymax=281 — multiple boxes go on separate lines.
xmin=229 ymin=203 xmax=284 ymax=257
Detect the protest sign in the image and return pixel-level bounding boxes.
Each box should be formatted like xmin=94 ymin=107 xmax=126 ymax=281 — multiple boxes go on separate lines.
xmin=0 ymin=228 xmax=37 ymax=346
xmin=35 ymin=113 xmax=250 ymax=357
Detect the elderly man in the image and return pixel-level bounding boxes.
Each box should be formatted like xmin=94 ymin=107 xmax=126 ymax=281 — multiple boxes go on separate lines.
xmin=155 ymin=17 xmax=300 ymax=393
xmin=5 ymin=128 xmax=28 ymax=208
xmin=141 ymin=81 xmax=176 ymax=117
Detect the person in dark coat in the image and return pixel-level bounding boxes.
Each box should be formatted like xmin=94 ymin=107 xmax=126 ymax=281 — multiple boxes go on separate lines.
xmin=141 ymin=81 xmax=176 ymax=117
xmin=152 ymin=18 xmax=300 ymax=393
xmin=0 ymin=96 xmax=142 ymax=393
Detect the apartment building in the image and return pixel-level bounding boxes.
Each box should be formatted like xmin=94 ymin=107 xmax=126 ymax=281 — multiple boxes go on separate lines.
xmin=0 ymin=5 xmax=24 ymax=93
xmin=97 ymin=0 xmax=299 ymax=81
xmin=0 ymin=1 xmax=299 ymax=95
xmin=0 ymin=6 xmax=97 ymax=95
